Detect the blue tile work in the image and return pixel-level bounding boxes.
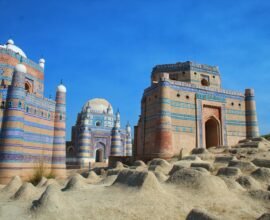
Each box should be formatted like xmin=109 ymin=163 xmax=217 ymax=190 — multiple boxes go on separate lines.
xmin=135 ymin=61 xmax=260 ymax=161
xmin=68 ymin=99 xmax=132 ymax=167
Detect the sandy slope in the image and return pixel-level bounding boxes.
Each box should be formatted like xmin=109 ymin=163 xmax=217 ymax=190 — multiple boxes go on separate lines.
xmin=0 ymin=138 xmax=270 ymax=220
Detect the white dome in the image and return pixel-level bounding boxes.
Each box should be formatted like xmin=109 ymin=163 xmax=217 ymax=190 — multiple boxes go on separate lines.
xmin=15 ymin=63 xmax=27 ymax=73
xmin=83 ymin=98 xmax=113 ymax=114
xmin=2 ymin=39 xmax=27 ymax=58
xmin=7 ymin=39 xmax=14 ymax=45
xmin=39 ymin=58 xmax=45 ymax=63
xmin=57 ymin=84 xmax=67 ymax=93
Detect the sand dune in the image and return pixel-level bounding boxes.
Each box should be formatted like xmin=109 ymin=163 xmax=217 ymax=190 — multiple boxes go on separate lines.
xmin=0 ymin=139 xmax=270 ymax=219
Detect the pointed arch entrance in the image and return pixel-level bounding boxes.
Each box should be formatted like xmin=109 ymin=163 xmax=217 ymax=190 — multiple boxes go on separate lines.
xmin=95 ymin=142 xmax=106 ymax=162
xmin=205 ymin=117 xmax=220 ymax=148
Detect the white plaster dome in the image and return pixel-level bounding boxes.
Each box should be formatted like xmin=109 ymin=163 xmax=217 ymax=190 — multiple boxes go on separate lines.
xmin=1 ymin=39 xmax=27 ymax=58
xmin=57 ymin=84 xmax=67 ymax=93
xmin=83 ymin=98 xmax=113 ymax=114
xmin=15 ymin=63 xmax=27 ymax=73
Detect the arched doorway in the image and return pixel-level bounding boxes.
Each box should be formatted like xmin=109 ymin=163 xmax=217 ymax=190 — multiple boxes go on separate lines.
xmin=25 ymin=82 xmax=31 ymax=93
xmin=95 ymin=148 xmax=104 ymax=162
xmin=205 ymin=117 xmax=220 ymax=148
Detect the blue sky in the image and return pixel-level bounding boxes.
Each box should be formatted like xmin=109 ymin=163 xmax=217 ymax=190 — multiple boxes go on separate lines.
xmin=1 ymin=0 xmax=270 ymax=139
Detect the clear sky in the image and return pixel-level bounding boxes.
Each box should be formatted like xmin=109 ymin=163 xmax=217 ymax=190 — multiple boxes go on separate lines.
xmin=1 ymin=0 xmax=270 ymax=139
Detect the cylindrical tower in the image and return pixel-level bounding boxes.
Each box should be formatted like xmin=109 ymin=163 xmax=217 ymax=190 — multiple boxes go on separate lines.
xmin=245 ymin=88 xmax=260 ymax=138
xmin=51 ymin=83 xmax=67 ymax=177
xmin=0 ymin=64 xmax=26 ymax=183
xmin=110 ymin=110 xmax=122 ymax=156
xmin=154 ymin=73 xmax=173 ymax=159
xmin=78 ymin=125 xmax=91 ymax=168
xmin=125 ymin=122 xmax=132 ymax=156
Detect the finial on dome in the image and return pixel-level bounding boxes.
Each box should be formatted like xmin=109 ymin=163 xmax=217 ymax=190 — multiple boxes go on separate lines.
xmin=39 ymin=58 xmax=45 ymax=69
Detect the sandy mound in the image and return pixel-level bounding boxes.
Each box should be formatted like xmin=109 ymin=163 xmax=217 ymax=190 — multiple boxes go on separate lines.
xmin=62 ymin=174 xmax=88 ymax=191
xmin=191 ymin=148 xmax=209 ymax=155
xmin=98 ymin=175 xmax=118 ymax=185
xmin=167 ymin=168 xmax=228 ymax=194
xmin=148 ymin=158 xmax=171 ymax=167
xmin=216 ymin=167 xmax=242 ymax=178
xmin=153 ymin=171 xmax=169 ymax=182
xmin=219 ymin=177 xmax=245 ymax=192
xmin=112 ymin=170 xmax=162 ymax=191
xmin=257 ymin=213 xmax=270 ymax=220
xmin=11 ymin=182 xmax=37 ymax=200
xmin=133 ymin=160 xmax=147 ymax=167
xmin=3 ymin=176 xmax=22 ymax=193
xmin=36 ymin=177 xmax=48 ymax=187
xmin=214 ymin=156 xmax=235 ymax=163
xmin=148 ymin=158 xmax=172 ymax=175
xmin=249 ymin=190 xmax=270 ymax=201
xmin=42 ymin=179 xmax=60 ymax=187
xmin=252 ymin=159 xmax=270 ymax=169
xmin=228 ymin=160 xmax=257 ymax=172
xmin=191 ymin=167 xmax=210 ymax=174
xmin=169 ymin=164 xmax=185 ymax=175
xmin=31 ymin=184 xmax=63 ymax=213
xmin=236 ymin=176 xmax=262 ymax=190
xmin=115 ymin=161 xmax=125 ymax=169
xmin=86 ymin=171 xmax=101 ymax=184
xmin=186 ymin=208 xmax=221 ymax=220
xmin=182 ymin=155 xmax=202 ymax=161
xmin=251 ymin=168 xmax=270 ymax=183
xmin=191 ymin=162 xmax=213 ymax=171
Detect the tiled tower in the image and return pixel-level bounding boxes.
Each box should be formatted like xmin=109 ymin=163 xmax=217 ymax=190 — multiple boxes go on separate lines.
xmin=52 ymin=84 xmax=67 ymax=177
xmin=125 ymin=122 xmax=132 ymax=156
xmin=0 ymin=64 xmax=26 ymax=183
xmin=245 ymin=89 xmax=260 ymax=138
xmin=78 ymin=125 xmax=91 ymax=168
xmin=110 ymin=110 xmax=122 ymax=156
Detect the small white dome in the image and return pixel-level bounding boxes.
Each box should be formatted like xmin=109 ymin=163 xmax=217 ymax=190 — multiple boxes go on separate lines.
xmin=39 ymin=58 xmax=45 ymax=68
xmin=4 ymin=39 xmax=27 ymax=58
xmin=7 ymin=39 xmax=14 ymax=45
xmin=15 ymin=63 xmax=27 ymax=73
xmin=39 ymin=58 xmax=45 ymax=63
xmin=57 ymin=84 xmax=67 ymax=93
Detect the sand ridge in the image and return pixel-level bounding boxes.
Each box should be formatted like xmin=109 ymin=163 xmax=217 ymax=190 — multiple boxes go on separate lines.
xmin=0 ymin=138 xmax=270 ymax=219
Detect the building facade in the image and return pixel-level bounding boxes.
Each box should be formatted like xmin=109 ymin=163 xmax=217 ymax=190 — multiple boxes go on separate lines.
xmin=67 ymin=98 xmax=132 ymax=168
xmin=0 ymin=39 xmax=66 ymax=184
xmin=134 ymin=61 xmax=259 ymax=161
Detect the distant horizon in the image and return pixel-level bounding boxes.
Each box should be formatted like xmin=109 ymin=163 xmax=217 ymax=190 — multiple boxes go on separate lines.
xmin=1 ymin=0 xmax=270 ymax=139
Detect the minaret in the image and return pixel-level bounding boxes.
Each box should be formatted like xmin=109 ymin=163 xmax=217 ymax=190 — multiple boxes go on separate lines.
xmin=110 ymin=110 xmax=122 ymax=156
xmin=245 ymin=88 xmax=260 ymax=138
xmin=78 ymin=120 xmax=91 ymax=168
xmin=51 ymin=82 xmax=67 ymax=177
xmin=0 ymin=63 xmax=26 ymax=183
xmin=125 ymin=122 xmax=132 ymax=156
xmin=39 ymin=58 xmax=45 ymax=69
xmin=155 ymin=73 xmax=173 ymax=158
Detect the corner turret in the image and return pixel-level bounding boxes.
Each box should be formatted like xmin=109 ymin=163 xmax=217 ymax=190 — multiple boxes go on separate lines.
xmin=110 ymin=110 xmax=122 ymax=156
xmin=0 ymin=63 xmax=26 ymax=183
xmin=125 ymin=122 xmax=132 ymax=156
xmin=245 ymin=88 xmax=260 ymax=138
xmin=51 ymin=82 xmax=67 ymax=177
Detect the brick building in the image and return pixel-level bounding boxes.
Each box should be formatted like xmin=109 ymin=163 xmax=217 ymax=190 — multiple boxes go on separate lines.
xmin=134 ymin=61 xmax=259 ymax=161
xmin=0 ymin=39 xmax=66 ymax=183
